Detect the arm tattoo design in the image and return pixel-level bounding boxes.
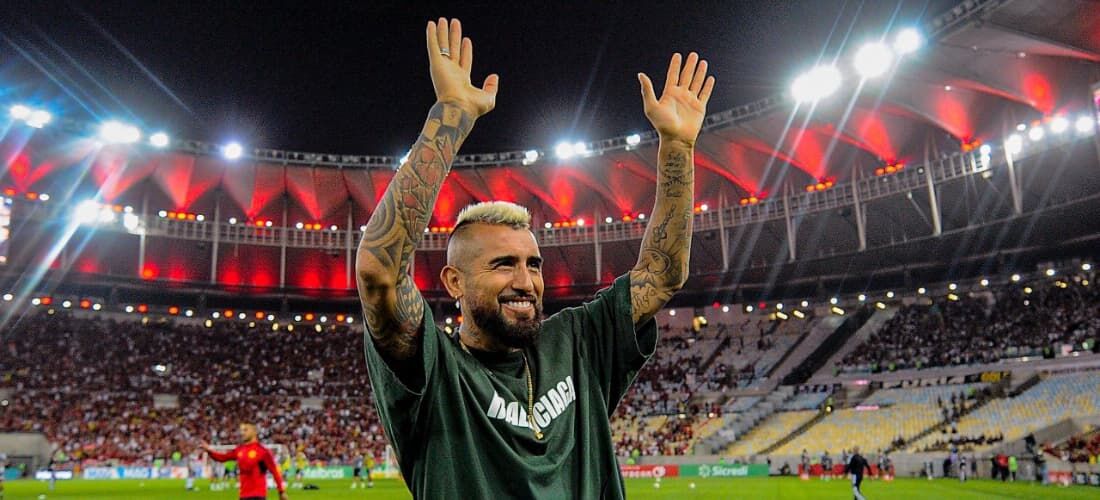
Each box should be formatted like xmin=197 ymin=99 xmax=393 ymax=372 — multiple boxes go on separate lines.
xmin=357 ymin=102 xmax=475 ymax=359
xmin=629 ymin=147 xmax=694 ymax=325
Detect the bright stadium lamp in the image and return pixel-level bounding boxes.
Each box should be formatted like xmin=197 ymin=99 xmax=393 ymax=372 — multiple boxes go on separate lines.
xmin=853 ymin=42 xmax=893 ymax=78
xmin=99 ymin=121 xmax=142 ymax=144
xmin=625 ymin=133 xmax=642 ymax=146
xmin=1027 ymin=126 xmax=1044 ymax=142
xmin=149 ymin=131 xmax=170 ymax=148
xmin=791 ymin=65 xmax=842 ymax=103
xmin=894 ymin=28 xmax=923 ymax=55
xmin=26 ymin=109 xmax=51 ymax=128
xmin=573 ymin=141 xmax=589 ymax=156
xmin=524 ymin=150 xmax=539 ymax=164
xmin=74 ymin=200 xmax=100 ymax=225
xmin=222 ymin=142 xmax=244 ymax=160
xmin=1076 ymin=115 xmax=1096 ymax=134
xmin=1049 ymin=116 xmax=1068 ymax=134
xmin=9 ymin=104 xmax=31 ymax=120
xmin=555 ymin=141 xmax=575 ymax=159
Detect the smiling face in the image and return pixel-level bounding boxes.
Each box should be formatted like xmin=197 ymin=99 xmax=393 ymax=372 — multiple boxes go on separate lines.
xmin=442 ymin=222 xmax=545 ymax=350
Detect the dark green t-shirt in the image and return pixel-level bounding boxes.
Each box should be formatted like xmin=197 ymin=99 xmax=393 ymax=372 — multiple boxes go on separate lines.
xmin=364 ymin=274 xmax=658 ymax=499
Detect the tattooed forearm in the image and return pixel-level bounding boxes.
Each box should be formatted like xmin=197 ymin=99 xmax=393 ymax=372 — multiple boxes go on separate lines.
xmin=356 ymin=101 xmax=476 ymax=359
xmin=629 ymin=144 xmax=694 ymax=325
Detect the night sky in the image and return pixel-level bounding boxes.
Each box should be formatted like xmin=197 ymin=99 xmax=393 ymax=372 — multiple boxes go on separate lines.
xmin=1 ymin=0 xmax=954 ymax=157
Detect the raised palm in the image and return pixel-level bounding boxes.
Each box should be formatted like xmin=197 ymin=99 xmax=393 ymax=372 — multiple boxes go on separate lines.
xmin=639 ymin=52 xmax=715 ymax=145
xmin=426 ymin=18 xmax=498 ymax=117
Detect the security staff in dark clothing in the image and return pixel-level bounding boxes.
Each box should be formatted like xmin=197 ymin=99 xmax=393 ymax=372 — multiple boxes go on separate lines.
xmin=846 ymin=446 xmax=872 ymax=500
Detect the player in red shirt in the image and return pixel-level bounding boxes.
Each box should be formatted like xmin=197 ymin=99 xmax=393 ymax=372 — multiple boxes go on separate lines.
xmin=202 ymin=422 xmax=288 ymax=500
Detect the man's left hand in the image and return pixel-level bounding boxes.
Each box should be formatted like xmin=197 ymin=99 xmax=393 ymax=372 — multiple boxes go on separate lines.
xmin=638 ymin=52 xmax=715 ymax=147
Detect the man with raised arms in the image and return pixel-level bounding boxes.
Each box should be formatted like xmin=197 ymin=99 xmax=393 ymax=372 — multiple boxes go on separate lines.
xmin=356 ymin=17 xmax=714 ymax=498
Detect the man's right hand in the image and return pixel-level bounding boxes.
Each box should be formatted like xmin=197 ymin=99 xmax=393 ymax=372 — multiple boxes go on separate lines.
xmin=426 ymin=18 xmax=498 ymax=118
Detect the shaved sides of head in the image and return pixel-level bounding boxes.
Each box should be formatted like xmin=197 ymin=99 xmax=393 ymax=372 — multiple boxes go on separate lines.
xmin=447 ymin=201 xmax=532 ymax=266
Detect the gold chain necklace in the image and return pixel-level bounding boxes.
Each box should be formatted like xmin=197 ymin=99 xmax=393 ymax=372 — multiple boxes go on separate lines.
xmin=522 ymin=352 xmax=544 ymax=440
xmin=459 ymin=339 xmax=543 ymax=440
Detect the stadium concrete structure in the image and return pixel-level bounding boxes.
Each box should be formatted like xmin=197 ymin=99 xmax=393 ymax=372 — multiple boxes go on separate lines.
xmin=3 ymin=0 xmax=1100 ymax=491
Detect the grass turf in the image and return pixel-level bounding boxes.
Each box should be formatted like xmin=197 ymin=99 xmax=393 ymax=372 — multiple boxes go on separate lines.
xmin=4 ymin=477 xmax=1097 ymax=499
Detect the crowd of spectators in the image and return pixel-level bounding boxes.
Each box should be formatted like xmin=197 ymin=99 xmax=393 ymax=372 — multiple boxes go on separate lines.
xmin=841 ymin=276 xmax=1099 ymax=372
xmin=1 ymin=311 xmax=381 ymax=465
xmin=1045 ymin=430 xmax=1100 ymax=464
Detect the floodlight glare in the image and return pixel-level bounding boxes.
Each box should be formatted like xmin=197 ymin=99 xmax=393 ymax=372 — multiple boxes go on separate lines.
xmin=1076 ymin=116 xmax=1096 ymax=134
xmin=223 ymin=142 xmax=244 ymax=160
xmin=1005 ymin=134 xmax=1023 ymax=155
xmin=853 ymin=42 xmax=893 ymax=78
xmin=555 ymin=142 xmax=574 ymax=159
xmin=149 ymin=132 xmax=170 ymax=148
xmin=894 ymin=28 xmax=923 ymax=55
xmin=26 ymin=110 xmax=52 ymax=128
xmin=791 ymin=65 xmax=842 ymax=103
xmin=1049 ymin=116 xmax=1068 ymax=134
xmin=99 ymin=121 xmax=142 ymax=144
xmin=9 ymin=105 xmax=31 ymax=120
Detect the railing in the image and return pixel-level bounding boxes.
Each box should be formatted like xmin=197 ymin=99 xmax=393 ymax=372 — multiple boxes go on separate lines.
xmin=15 ymin=129 xmax=1094 ymax=252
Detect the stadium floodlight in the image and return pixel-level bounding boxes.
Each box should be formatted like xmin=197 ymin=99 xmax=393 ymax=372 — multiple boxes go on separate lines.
xmin=978 ymin=144 xmax=992 ymax=156
xmin=668 ymin=309 xmax=676 ymax=316
xmin=829 ymin=297 xmax=839 ymax=305
xmin=99 ymin=121 xmax=142 ymax=144
xmin=1082 ymin=263 xmax=1092 ymax=271
xmin=330 ymin=224 xmax=338 ymax=231
xmin=554 ymin=142 xmax=574 ymax=159
xmin=2 ymin=294 xmax=12 ymax=301
xmin=857 ymin=294 xmax=867 ymax=302
xmin=123 ymin=213 xmax=140 ymax=232
xmin=346 ymin=316 xmax=355 ymax=324
xmin=1011 ymin=273 xmax=1021 ymax=282
xmin=74 ymin=200 xmax=100 ymax=225
xmin=222 ymin=142 xmax=243 ymax=160
xmin=1004 ymin=134 xmax=1023 ymax=155
xmin=38 ymin=193 xmax=50 ymax=201
xmin=625 ymin=133 xmax=642 ymax=146
xmin=893 ymin=28 xmax=923 ymax=55
xmin=980 ymin=278 xmax=990 ymax=286
xmin=699 ymin=204 xmax=708 ymax=211
xmin=1076 ymin=115 xmax=1096 ymax=134
xmin=948 ymin=283 xmax=958 ymax=290
xmin=92 ymin=303 xmax=102 ymax=310
xmin=26 ymin=110 xmax=51 ymax=128
xmin=918 ymin=287 xmax=927 ymax=294
xmin=9 ymin=104 xmax=31 ymax=120
xmin=801 ymin=300 xmax=810 ymax=307
xmin=228 ymin=217 xmax=238 ymax=225
xmin=295 ymin=222 xmax=304 ymax=229
xmin=573 ymin=141 xmax=589 ymax=156
xmin=1049 ymin=116 xmax=1068 ymax=134
xmin=605 ymin=216 xmax=613 ymax=224
xmin=791 ymin=65 xmax=842 ymax=103
xmin=853 ymin=42 xmax=893 ymax=78
xmin=576 ymin=218 xmax=585 ymax=227
xmin=523 ymin=150 xmax=539 ymax=164
xmin=1045 ymin=268 xmax=1056 ymax=276
xmin=149 ymin=132 xmax=170 ymax=148
xmin=745 ymin=305 xmax=754 ymax=313
xmin=721 ymin=305 xmax=729 ymax=313
xmin=1027 ymin=126 xmax=1044 ymax=142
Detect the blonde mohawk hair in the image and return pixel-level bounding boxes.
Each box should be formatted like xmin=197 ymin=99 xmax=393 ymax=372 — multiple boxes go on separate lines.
xmin=454 ymin=201 xmax=531 ymax=230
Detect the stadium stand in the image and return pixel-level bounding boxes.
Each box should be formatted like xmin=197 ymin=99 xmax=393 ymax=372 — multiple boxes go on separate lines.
xmin=841 ymin=280 xmax=1100 ymax=373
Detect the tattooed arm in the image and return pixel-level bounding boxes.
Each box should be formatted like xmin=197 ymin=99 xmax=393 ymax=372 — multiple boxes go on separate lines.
xmin=356 ymin=18 xmax=498 ymax=360
xmin=629 ymin=52 xmax=715 ymax=326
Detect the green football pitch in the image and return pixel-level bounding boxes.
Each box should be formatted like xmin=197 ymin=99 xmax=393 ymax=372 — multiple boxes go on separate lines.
xmin=4 ymin=477 xmax=1098 ymax=499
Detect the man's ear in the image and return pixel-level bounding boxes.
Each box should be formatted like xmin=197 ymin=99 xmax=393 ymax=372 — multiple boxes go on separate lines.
xmin=441 ymin=265 xmax=463 ymax=300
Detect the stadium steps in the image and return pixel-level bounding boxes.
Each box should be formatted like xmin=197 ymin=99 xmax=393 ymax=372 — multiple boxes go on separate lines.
xmin=810 ymin=306 xmax=898 ymax=381
xmin=742 ymin=315 xmax=846 ymax=393
xmin=695 ymin=386 xmax=795 ymax=454
xmin=696 ymin=323 xmax=731 ymax=376
xmin=1008 ymin=372 xmax=1042 ymax=397
xmin=780 ymin=307 xmax=872 ymax=386
xmin=757 ymin=409 xmax=827 ymax=455
xmin=888 ymin=384 xmax=1004 ymax=454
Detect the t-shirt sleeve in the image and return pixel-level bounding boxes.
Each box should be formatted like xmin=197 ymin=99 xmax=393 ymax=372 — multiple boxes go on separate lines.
xmin=362 ymin=298 xmax=442 ymax=459
xmin=563 ymin=273 xmax=658 ymax=414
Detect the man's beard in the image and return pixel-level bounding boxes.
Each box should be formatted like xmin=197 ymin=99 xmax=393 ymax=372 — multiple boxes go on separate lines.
xmin=468 ymin=295 xmax=543 ymax=349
